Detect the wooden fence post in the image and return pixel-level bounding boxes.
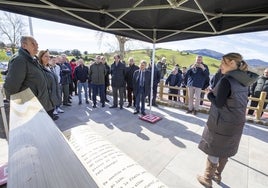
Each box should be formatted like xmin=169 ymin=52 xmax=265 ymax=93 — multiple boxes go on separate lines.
xmin=255 ymin=91 xmax=267 ymax=120
xmin=185 ymin=87 xmax=189 ymax=105
xmin=159 ymin=80 xmax=164 ymax=100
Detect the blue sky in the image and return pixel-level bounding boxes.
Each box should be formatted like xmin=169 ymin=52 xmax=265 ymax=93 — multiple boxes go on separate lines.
xmin=2 ymin=11 xmax=268 ymax=61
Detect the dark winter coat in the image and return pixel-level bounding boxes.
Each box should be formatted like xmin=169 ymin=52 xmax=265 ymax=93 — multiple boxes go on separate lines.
xmin=110 ymin=61 xmax=126 ymax=87
xmin=133 ymin=69 xmax=151 ymax=97
xmin=4 ymin=48 xmax=53 ymax=111
xmin=43 ymin=67 xmax=61 ymax=107
xmin=198 ymin=70 xmax=259 ymax=157
xmin=250 ymin=76 xmax=268 ymax=98
xmin=125 ymin=64 xmax=139 ymax=89
xmin=74 ymin=64 xmax=89 ymax=83
xmin=88 ymin=63 xmax=106 ymax=85
xmin=165 ymin=72 xmax=182 ymax=94
xmin=186 ymin=63 xmax=209 ymax=88
xmin=104 ymin=63 xmax=111 ymax=86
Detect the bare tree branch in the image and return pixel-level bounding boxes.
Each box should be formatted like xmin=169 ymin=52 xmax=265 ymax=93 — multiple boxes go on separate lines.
xmin=0 ymin=12 xmax=26 ymax=49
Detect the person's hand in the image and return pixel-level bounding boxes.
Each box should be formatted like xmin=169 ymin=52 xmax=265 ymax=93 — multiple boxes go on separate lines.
xmin=199 ymin=64 xmax=205 ymax=70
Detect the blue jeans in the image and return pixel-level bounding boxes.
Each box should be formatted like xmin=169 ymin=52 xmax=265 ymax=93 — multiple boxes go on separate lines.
xmin=92 ymin=84 xmax=105 ymax=105
xmin=78 ymin=82 xmax=88 ymax=102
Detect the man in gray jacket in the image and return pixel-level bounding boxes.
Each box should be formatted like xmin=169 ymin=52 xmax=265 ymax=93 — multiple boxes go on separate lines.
xmin=89 ymin=55 xmax=106 ymax=108
xmin=4 ymin=36 xmax=53 ymax=115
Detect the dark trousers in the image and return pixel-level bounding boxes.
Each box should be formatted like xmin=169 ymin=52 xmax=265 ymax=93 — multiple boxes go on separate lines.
xmin=61 ymin=84 xmax=69 ymax=104
xmin=92 ymin=84 xmax=105 ymax=105
xmin=105 ymin=84 xmax=109 ymax=100
xmin=88 ymin=82 xmax=92 ymax=100
xmin=127 ymin=87 xmax=135 ymax=106
xmin=135 ymin=86 xmax=146 ymax=113
xmin=200 ymin=92 xmax=205 ymax=105
xmin=168 ymin=88 xmax=178 ymax=101
xmin=112 ymin=86 xmax=124 ymax=107
xmin=248 ymin=98 xmax=267 ymax=116
xmin=148 ymin=84 xmax=157 ymax=105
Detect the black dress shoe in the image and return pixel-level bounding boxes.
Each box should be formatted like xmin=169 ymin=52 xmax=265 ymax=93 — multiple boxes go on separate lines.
xmin=93 ymin=105 xmax=96 ymax=108
xmin=102 ymin=103 xmax=105 ymax=107
xmin=141 ymin=112 xmax=146 ymax=116
xmin=126 ymin=104 xmax=131 ymax=108
xmin=109 ymin=105 xmax=117 ymax=108
xmin=105 ymin=99 xmax=110 ymax=102
xmin=120 ymin=105 xmax=123 ymax=109
xmin=133 ymin=110 xmax=139 ymax=114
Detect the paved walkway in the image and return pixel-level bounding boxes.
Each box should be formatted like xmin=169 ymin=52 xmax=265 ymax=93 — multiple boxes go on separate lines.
xmin=1 ymin=95 xmax=268 ymax=187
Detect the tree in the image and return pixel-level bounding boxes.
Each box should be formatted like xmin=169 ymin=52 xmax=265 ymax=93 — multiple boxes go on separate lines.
xmin=71 ymin=49 xmax=81 ymax=58
xmin=115 ymin=35 xmax=130 ymax=60
xmin=0 ymin=12 xmax=26 ymax=53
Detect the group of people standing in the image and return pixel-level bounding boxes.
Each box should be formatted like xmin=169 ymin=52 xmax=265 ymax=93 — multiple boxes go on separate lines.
xmin=3 ymin=35 xmax=264 ymax=188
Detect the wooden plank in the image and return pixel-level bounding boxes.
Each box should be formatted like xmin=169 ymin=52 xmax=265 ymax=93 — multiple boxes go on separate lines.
xmin=8 ymin=88 xmax=97 ymax=188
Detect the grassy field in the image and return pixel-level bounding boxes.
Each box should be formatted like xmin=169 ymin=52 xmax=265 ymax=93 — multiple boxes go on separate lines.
xmin=0 ymin=48 xmax=221 ymax=77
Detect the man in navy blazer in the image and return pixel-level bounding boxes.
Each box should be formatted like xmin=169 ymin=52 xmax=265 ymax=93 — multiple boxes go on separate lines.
xmin=133 ymin=60 xmax=151 ymax=115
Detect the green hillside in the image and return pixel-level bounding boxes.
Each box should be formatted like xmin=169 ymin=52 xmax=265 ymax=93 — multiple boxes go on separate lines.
xmin=110 ymin=48 xmax=220 ymax=74
xmin=0 ymin=48 xmax=221 ymax=76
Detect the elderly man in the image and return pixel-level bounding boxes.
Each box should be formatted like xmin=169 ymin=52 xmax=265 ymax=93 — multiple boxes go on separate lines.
xmin=248 ymin=68 xmax=268 ymax=116
xmin=125 ymin=57 xmax=139 ymax=107
xmin=4 ymin=36 xmax=53 ymax=116
xmin=89 ymin=55 xmax=106 ymax=108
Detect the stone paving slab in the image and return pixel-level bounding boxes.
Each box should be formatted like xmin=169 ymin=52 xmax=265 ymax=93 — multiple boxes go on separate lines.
xmin=54 ymin=96 xmax=268 ymax=188
xmin=1 ymin=95 xmax=268 ymax=188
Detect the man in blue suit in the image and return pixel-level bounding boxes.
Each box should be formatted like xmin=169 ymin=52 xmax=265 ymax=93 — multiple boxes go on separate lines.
xmin=133 ymin=60 xmax=151 ymax=115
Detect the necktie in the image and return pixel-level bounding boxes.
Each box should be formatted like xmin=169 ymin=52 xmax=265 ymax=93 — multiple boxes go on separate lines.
xmin=140 ymin=71 xmax=144 ymax=87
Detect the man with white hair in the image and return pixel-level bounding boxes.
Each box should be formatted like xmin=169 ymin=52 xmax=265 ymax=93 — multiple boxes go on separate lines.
xmin=4 ymin=36 xmax=53 ymax=116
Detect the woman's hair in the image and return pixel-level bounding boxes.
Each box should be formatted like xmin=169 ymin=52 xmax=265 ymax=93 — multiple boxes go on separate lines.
xmin=222 ymin=52 xmax=248 ymax=71
xmin=38 ymin=49 xmax=49 ymax=65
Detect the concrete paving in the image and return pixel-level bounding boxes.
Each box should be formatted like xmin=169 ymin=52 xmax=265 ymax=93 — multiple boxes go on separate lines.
xmin=56 ymin=95 xmax=268 ymax=188
xmin=1 ymin=95 xmax=268 ymax=188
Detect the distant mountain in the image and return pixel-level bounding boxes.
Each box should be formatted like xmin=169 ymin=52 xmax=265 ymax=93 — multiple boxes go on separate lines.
xmin=246 ymin=59 xmax=268 ymax=67
xmin=185 ymin=49 xmax=224 ymax=60
xmin=185 ymin=49 xmax=268 ymax=67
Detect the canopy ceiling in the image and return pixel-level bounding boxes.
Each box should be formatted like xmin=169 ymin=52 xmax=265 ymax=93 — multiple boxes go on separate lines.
xmin=0 ymin=0 xmax=268 ymax=43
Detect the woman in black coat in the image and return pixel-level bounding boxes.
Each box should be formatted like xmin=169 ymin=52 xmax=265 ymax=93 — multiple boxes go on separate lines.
xmin=197 ymin=53 xmax=259 ymax=188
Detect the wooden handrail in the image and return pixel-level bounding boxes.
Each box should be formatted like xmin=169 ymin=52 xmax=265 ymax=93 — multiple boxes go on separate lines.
xmin=157 ymin=84 xmax=267 ymax=120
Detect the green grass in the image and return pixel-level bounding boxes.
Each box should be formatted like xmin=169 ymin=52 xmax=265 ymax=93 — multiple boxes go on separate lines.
xmin=121 ymin=48 xmax=220 ymax=74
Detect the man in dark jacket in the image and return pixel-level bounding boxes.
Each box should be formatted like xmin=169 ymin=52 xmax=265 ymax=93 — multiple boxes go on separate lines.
xmin=133 ymin=60 xmax=151 ymax=115
xmin=110 ymin=54 xmax=126 ymax=109
xmin=74 ymin=59 xmax=89 ymax=105
xmin=101 ymin=56 xmax=111 ymax=102
xmin=125 ymin=57 xmax=139 ymax=107
xmin=148 ymin=63 xmax=161 ymax=107
xmin=165 ymin=67 xmax=182 ymax=101
xmin=248 ymin=68 xmax=268 ymax=116
xmin=186 ymin=55 xmax=209 ymax=115
xmin=4 ymin=36 xmax=53 ymax=114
